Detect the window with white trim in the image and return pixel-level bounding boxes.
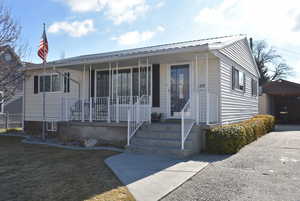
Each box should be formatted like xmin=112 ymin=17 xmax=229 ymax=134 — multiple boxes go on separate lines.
xmin=232 ymin=67 xmax=245 ymax=91
xmin=39 ymin=74 xmax=61 ymax=92
xmin=251 ymin=78 xmax=258 ymax=96
xmin=47 ymin=121 xmax=57 ymax=131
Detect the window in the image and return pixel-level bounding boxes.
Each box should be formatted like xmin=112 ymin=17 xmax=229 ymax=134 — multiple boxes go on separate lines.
xmin=0 ymin=91 xmax=3 ymax=113
xmin=39 ymin=74 xmax=61 ymax=93
xmin=95 ymin=67 xmax=151 ymax=98
xmin=251 ymin=78 xmax=258 ymax=96
xmin=52 ymin=74 xmax=60 ymax=92
xmin=40 ymin=75 xmax=51 ymax=92
xmin=232 ymin=67 xmax=245 ymax=91
xmin=47 ymin=121 xmax=57 ymax=131
xmin=64 ymin=72 xmax=70 ymax=93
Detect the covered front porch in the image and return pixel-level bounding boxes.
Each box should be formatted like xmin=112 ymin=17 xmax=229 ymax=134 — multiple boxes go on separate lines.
xmin=51 ymin=51 xmax=220 ymax=149
xmin=58 ymin=51 xmax=219 ymax=125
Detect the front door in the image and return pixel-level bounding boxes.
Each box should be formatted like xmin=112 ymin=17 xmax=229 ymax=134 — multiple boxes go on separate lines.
xmin=170 ymin=64 xmax=190 ymax=117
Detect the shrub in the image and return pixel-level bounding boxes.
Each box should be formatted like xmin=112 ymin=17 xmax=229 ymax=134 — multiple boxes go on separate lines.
xmin=254 ymin=115 xmax=275 ymax=132
xmin=206 ymin=124 xmax=247 ymax=154
xmin=206 ymin=115 xmax=275 ymax=154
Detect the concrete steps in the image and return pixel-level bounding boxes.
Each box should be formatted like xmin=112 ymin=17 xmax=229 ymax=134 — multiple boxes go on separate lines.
xmin=126 ymin=122 xmax=204 ymax=158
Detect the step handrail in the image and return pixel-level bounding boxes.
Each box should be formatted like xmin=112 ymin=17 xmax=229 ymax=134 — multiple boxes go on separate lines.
xmin=127 ymin=95 xmax=150 ymax=146
xmin=181 ymin=99 xmax=195 ymax=150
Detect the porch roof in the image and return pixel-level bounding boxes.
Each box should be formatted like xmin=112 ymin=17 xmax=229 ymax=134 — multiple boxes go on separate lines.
xmin=25 ymin=34 xmax=246 ymax=70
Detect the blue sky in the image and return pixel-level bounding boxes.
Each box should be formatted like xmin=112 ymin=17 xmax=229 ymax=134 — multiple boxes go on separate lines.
xmin=5 ymin=0 xmax=300 ymax=83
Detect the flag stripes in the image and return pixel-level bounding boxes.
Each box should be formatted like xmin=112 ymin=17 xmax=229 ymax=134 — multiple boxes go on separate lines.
xmin=38 ymin=26 xmax=48 ymax=61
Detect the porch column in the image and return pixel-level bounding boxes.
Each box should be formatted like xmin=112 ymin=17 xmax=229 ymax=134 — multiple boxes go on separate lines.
xmin=206 ymin=54 xmax=209 ymax=125
xmin=138 ymin=58 xmax=141 ymax=97
xmin=82 ymin=64 xmax=86 ymax=122
xmin=147 ymin=57 xmax=151 ymax=123
xmin=130 ymin=67 xmax=133 ymax=104
xmin=116 ymin=62 xmax=119 ymax=123
xmin=195 ymin=55 xmax=200 ymax=125
xmin=108 ymin=62 xmax=112 ymax=123
xmin=89 ymin=65 xmax=92 ymax=122
xmin=146 ymin=57 xmax=149 ymax=99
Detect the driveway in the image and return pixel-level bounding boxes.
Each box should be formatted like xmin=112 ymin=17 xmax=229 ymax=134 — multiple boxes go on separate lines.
xmin=162 ymin=125 xmax=300 ymax=201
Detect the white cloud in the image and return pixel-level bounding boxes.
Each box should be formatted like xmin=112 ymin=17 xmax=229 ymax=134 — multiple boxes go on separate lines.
xmin=60 ymin=0 xmax=149 ymax=24
xmin=293 ymin=14 xmax=300 ymax=31
xmin=194 ymin=0 xmax=300 ymax=46
xmin=156 ymin=1 xmax=165 ymax=8
xmin=112 ymin=26 xmax=165 ymax=45
xmin=48 ymin=19 xmax=95 ymax=37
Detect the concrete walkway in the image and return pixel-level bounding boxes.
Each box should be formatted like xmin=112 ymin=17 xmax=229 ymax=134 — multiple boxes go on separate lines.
xmin=105 ymin=152 xmax=226 ymax=201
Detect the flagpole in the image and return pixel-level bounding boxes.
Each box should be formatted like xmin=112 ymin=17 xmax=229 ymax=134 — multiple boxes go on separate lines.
xmin=42 ymin=23 xmax=46 ymax=140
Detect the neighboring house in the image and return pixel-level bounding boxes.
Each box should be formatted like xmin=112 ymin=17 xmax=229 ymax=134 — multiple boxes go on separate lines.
xmin=24 ymin=35 xmax=259 ymax=156
xmin=259 ymin=79 xmax=300 ymax=124
xmin=0 ymin=45 xmax=23 ymax=115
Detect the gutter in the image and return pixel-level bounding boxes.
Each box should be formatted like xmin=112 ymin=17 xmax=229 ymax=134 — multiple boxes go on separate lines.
xmin=24 ymin=45 xmax=210 ymax=71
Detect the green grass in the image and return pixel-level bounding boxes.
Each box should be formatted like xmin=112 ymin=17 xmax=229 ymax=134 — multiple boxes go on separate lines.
xmin=0 ymin=136 xmax=135 ymax=201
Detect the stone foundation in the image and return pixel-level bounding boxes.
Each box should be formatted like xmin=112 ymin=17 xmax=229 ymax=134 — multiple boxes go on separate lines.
xmin=24 ymin=121 xmax=58 ymax=136
xmin=57 ymin=122 xmax=127 ymax=147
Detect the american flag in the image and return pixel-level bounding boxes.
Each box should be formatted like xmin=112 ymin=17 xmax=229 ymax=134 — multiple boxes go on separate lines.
xmin=38 ymin=25 xmax=48 ymax=62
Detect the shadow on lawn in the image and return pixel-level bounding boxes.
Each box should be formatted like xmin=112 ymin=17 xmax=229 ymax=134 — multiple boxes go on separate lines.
xmin=0 ymin=136 xmax=135 ymax=201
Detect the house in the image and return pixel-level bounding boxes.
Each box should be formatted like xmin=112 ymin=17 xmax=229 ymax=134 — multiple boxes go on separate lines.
xmin=24 ymin=35 xmax=259 ymax=156
xmin=0 ymin=45 xmax=23 ymax=115
xmin=259 ymin=79 xmax=300 ymax=124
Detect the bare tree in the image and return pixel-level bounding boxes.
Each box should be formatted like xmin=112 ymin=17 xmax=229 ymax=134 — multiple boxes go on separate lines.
xmin=252 ymin=40 xmax=292 ymax=86
xmin=0 ymin=4 xmax=24 ymax=103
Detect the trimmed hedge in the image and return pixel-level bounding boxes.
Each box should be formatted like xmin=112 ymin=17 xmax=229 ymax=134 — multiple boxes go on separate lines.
xmin=206 ymin=115 xmax=275 ymax=154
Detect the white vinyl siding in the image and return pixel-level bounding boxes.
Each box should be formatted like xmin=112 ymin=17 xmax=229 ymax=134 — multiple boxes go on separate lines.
xmin=218 ymin=39 xmax=259 ymax=124
xmin=24 ymin=68 xmax=82 ymax=121
xmin=219 ymin=39 xmax=258 ymax=76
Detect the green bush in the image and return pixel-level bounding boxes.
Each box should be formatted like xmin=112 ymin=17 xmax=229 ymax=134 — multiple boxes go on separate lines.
xmin=254 ymin=115 xmax=275 ymax=132
xmin=206 ymin=124 xmax=247 ymax=154
xmin=206 ymin=115 xmax=275 ymax=154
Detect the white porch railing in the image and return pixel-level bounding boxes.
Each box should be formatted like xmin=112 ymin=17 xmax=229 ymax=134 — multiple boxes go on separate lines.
xmin=61 ymin=96 xmax=151 ymax=123
xmin=181 ymin=99 xmax=195 ymax=150
xmin=127 ymin=95 xmax=151 ymax=146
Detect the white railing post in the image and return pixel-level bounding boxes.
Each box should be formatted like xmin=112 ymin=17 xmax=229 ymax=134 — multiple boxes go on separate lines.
xmin=217 ymin=95 xmax=219 ymax=123
xmin=206 ymin=94 xmax=210 ymax=125
xmin=181 ymin=110 xmax=184 ymax=150
xmin=81 ymin=98 xmax=84 ymax=122
xmin=148 ymin=96 xmax=151 ymax=123
xmin=116 ymin=97 xmax=119 ymax=123
xmin=65 ymin=98 xmax=68 ymax=121
xmin=127 ymin=108 xmax=130 ymax=146
xmin=61 ymin=97 xmax=64 ymax=121
xmin=89 ymin=97 xmax=92 ymax=122
xmin=107 ymin=97 xmax=111 ymax=123
xmin=137 ymin=98 xmax=140 ymax=124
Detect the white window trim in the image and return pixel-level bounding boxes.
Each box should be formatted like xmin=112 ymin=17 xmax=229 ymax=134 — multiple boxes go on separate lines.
xmin=46 ymin=121 xmax=57 ymax=132
xmin=39 ymin=73 xmax=62 ymax=93
xmin=251 ymin=78 xmax=258 ymax=97
xmin=232 ymin=67 xmax=245 ymax=93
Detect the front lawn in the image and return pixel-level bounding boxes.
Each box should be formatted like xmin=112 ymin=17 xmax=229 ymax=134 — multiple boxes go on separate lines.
xmin=0 ymin=136 xmax=135 ymax=201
